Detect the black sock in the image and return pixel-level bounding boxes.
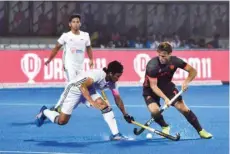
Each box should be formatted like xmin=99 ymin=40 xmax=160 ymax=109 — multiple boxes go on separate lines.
xmin=183 ymin=110 xmax=202 ymax=132
xmin=152 ymin=113 xmax=169 ymax=127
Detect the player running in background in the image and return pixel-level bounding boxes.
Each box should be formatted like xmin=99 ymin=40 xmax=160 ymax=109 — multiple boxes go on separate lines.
xmin=143 ymin=42 xmax=212 ymax=139
xmin=45 ymin=13 xmax=94 ymax=82
xmin=35 ymin=61 xmax=135 ymax=141
xmin=45 ymin=14 xmax=93 ymax=112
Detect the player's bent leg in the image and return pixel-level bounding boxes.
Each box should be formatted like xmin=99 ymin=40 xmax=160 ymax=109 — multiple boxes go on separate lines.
xmin=35 ymin=106 xmax=71 ymax=127
xmin=55 ymin=98 xmax=77 ymax=125
xmin=35 ymin=85 xmax=79 ymax=127
xmin=50 ymin=83 xmax=74 ymax=113
xmin=56 ymin=112 xmax=71 ymax=125
xmin=94 ymin=97 xmax=109 ymax=110
xmin=94 ymin=97 xmax=128 ymax=140
xmin=145 ymin=96 xmax=170 ymax=135
xmin=174 ymin=100 xmax=212 ymax=139
xmin=174 ymin=100 xmax=201 ymax=132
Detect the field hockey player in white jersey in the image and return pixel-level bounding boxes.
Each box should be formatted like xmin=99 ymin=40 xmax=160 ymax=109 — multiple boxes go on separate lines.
xmin=45 ymin=13 xmax=94 ymax=82
xmin=35 ymin=61 xmax=135 ymax=141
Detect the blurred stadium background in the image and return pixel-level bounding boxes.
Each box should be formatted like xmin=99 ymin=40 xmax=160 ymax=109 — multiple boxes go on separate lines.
xmin=0 ymin=1 xmax=228 ymax=86
xmin=0 ymin=1 xmax=229 ymax=49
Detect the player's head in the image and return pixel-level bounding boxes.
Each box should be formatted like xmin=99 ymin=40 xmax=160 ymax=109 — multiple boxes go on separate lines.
xmin=157 ymin=42 xmax=172 ymax=64
xmin=103 ymin=61 xmax=123 ymax=82
xmin=69 ymin=14 xmax=81 ymax=31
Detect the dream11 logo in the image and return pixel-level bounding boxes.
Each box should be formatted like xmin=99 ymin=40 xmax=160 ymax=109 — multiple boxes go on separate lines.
xmin=133 ymin=53 xmax=151 ymax=83
xmin=21 ymin=53 xmax=41 ymax=83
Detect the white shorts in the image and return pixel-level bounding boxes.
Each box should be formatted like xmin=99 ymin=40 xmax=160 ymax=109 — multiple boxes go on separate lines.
xmin=56 ymin=81 xmax=102 ymax=115
xmin=64 ymin=68 xmax=83 ymax=82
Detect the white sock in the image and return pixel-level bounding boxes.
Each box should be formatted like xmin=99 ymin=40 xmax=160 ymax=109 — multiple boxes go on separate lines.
xmin=43 ymin=109 xmax=60 ymax=123
xmin=102 ymin=110 xmax=119 ymax=135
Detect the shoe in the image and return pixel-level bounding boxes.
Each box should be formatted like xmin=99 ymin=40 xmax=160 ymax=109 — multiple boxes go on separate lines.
xmin=110 ymin=133 xmax=129 ymax=141
xmin=162 ymin=126 xmax=170 ymax=135
xmin=199 ymin=129 xmax=213 ymax=139
xmin=35 ymin=106 xmax=47 ymax=127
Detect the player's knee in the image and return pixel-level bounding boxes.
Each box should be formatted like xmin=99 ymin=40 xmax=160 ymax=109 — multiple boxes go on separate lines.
xmin=58 ymin=119 xmax=69 ymax=125
xmin=148 ymin=103 xmax=160 ymax=114
xmin=174 ymin=100 xmax=189 ymax=113
xmin=57 ymin=115 xmax=70 ymax=125
xmin=101 ymin=106 xmax=112 ymax=114
xmin=95 ymin=98 xmax=103 ymax=103
xmin=181 ymin=108 xmax=190 ymax=114
xmin=95 ymin=98 xmax=107 ymax=109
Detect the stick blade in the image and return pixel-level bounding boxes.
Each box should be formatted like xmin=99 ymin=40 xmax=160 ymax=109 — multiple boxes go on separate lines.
xmin=133 ymin=128 xmax=145 ymax=135
xmin=174 ymin=133 xmax=181 ymax=141
xmin=155 ymin=130 xmax=181 ymax=141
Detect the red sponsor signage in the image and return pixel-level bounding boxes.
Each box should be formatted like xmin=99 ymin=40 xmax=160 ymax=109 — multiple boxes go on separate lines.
xmin=0 ymin=50 xmax=228 ymax=83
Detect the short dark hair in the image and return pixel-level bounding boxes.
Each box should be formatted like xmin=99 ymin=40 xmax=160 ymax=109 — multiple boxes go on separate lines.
xmin=69 ymin=14 xmax=81 ymax=22
xmin=157 ymin=42 xmax=172 ymax=54
xmin=103 ymin=61 xmax=123 ymax=74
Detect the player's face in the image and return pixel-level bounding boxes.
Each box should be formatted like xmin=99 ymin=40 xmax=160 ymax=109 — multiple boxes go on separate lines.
xmin=69 ymin=18 xmax=81 ymax=31
xmin=110 ymin=73 xmax=122 ymax=82
xmin=158 ymin=51 xmax=171 ymax=64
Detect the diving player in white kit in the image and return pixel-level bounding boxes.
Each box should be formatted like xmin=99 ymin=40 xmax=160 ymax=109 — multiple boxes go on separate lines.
xmin=45 ymin=14 xmax=94 ymax=82
xmin=35 ymin=61 xmax=135 ymax=140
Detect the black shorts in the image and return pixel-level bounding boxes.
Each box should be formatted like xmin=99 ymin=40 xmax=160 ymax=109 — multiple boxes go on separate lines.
xmin=143 ymin=83 xmax=182 ymax=107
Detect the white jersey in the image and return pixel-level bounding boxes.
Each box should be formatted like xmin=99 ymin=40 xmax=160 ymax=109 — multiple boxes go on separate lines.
xmin=72 ymin=69 xmax=117 ymax=91
xmin=57 ymin=69 xmax=118 ymax=115
xmin=58 ymin=30 xmax=91 ymax=71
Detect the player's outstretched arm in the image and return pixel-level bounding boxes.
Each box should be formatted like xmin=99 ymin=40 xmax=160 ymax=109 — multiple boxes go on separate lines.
xmin=183 ymin=64 xmax=197 ymax=83
xmin=181 ymin=64 xmax=197 ymax=91
xmin=45 ymin=43 xmax=62 ymax=65
xmin=111 ymin=89 xmax=134 ymax=123
xmin=113 ymin=94 xmax=127 ymax=116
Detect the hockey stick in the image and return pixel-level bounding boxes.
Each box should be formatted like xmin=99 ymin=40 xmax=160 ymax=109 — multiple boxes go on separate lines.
xmin=101 ymin=90 xmax=111 ymax=106
xmin=134 ymin=90 xmax=183 ymax=135
xmin=132 ymin=121 xmax=180 ymax=141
